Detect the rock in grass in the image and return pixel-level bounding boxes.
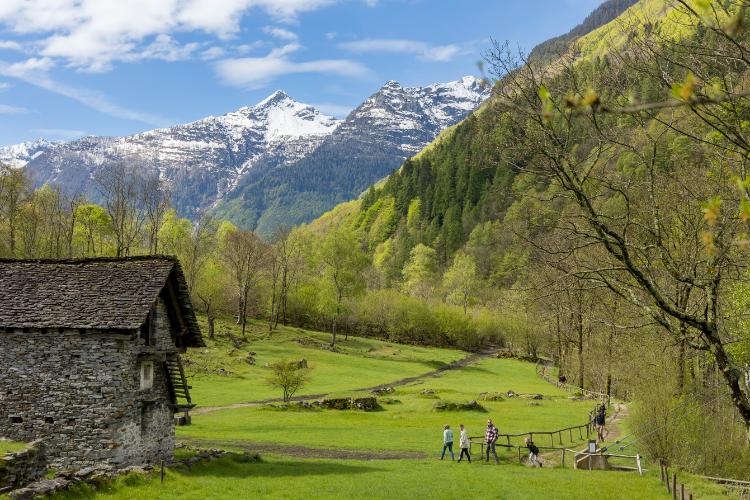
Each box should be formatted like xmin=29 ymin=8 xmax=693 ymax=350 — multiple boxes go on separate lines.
xmin=317 ymin=396 xmax=381 ymax=411
xmin=478 ymin=392 xmax=505 ymax=401
xmin=371 ymin=386 xmax=394 ymax=395
xmin=419 ymin=389 xmax=437 ymax=398
xmin=433 ymin=400 xmax=486 ymax=412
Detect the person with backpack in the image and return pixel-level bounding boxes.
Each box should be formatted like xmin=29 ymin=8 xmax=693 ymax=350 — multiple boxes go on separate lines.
xmin=441 ymin=424 xmax=455 ymax=460
xmin=458 ymin=424 xmax=471 ymax=463
xmin=485 ymin=419 xmax=499 ymax=464
xmin=595 ymin=403 xmax=607 ymax=442
xmin=524 ymin=437 xmax=542 ymax=467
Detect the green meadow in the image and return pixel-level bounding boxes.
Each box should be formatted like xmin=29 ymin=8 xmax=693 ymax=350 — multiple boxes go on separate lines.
xmin=53 ymin=320 xmax=731 ymax=499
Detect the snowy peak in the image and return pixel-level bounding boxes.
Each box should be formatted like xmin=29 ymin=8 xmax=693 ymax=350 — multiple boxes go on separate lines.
xmin=0 ymin=139 xmax=60 ymax=168
xmin=191 ymin=91 xmax=341 ymax=143
xmin=343 ymin=75 xmax=490 ymax=147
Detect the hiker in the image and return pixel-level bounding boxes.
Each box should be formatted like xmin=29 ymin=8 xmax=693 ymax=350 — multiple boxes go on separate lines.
xmin=524 ymin=437 xmax=542 ymax=467
xmin=595 ymin=403 xmax=607 ymax=442
xmin=458 ymin=424 xmax=471 ymax=463
xmin=558 ymin=374 xmax=567 ymax=385
xmin=485 ymin=418 xmax=499 ymax=464
xmin=441 ymin=424 xmax=455 ymax=460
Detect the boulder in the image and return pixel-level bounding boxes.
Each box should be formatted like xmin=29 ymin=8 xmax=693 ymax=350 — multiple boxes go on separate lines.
xmin=371 ymin=386 xmax=394 ymax=395
xmin=433 ymin=400 xmax=486 ymax=412
xmin=478 ymin=392 xmax=505 ymax=401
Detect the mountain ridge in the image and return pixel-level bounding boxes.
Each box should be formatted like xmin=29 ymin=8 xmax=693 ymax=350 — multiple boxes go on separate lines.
xmin=1 ymin=77 xmax=489 ymax=234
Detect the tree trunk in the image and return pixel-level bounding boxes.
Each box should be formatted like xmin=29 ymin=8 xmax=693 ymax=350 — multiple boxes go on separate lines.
xmin=677 ymin=336 xmax=686 ymax=394
xmin=207 ymin=309 xmax=215 ymax=340
xmin=577 ymin=309 xmax=584 ymax=390
xmin=606 ymin=327 xmax=614 ymax=399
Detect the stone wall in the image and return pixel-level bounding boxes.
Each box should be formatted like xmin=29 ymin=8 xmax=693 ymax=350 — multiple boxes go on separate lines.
xmin=0 ymin=441 xmax=47 ymax=491
xmin=0 ymin=298 xmax=178 ymax=470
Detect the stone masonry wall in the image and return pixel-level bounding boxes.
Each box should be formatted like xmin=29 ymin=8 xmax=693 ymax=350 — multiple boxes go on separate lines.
xmin=0 ymin=441 xmax=47 ymax=491
xmin=0 ymin=298 xmax=178 ymax=470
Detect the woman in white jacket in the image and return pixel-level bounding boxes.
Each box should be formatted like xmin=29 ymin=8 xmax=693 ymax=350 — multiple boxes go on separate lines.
xmin=458 ymin=424 xmax=471 ymax=463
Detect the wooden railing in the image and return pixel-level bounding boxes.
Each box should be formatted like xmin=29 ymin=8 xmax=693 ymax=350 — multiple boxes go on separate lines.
xmin=535 ymin=362 xmax=611 ymax=402
xmin=468 ymin=411 xmax=597 ymax=457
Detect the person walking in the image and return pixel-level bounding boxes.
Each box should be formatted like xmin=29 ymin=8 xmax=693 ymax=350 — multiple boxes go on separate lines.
xmin=524 ymin=437 xmax=542 ymax=467
xmin=458 ymin=424 xmax=471 ymax=463
xmin=595 ymin=403 xmax=607 ymax=442
xmin=485 ymin=419 xmax=499 ymax=464
xmin=441 ymin=424 xmax=455 ymax=460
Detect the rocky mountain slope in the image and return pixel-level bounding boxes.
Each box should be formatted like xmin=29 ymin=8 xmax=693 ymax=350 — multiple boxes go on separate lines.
xmin=1 ymin=91 xmax=341 ymax=218
xmin=1 ymin=77 xmax=489 ymax=234
xmin=215 ymin=76 xmax=490 ymax=235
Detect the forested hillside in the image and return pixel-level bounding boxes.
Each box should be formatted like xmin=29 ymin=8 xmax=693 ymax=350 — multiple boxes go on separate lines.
xmin=301 ymin=0 xmax=750 ymax=479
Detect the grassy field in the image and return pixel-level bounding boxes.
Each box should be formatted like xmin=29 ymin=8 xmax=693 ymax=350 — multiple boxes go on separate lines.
xmin=50 ymin=319 xmax=731 ymax=499
xmin=185 ymin=318 xmax=464 ymax=407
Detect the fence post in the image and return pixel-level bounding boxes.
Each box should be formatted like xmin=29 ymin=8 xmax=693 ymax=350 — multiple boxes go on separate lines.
xmin=550 ymin=433 xmax=554 ymax=447
xmin=680 ymin=483 xmax=685 ymax=500
xmin=666 ymin=468 xmax=671 ymax=494
xmin=660 ymin=462 xmax=665 ymax=484
xmin=517 ymin=446 xmax=522 ymax=464
xmin=636 ymin=454 xmax=642 ymax=476
xmin=569 ymin=428 xmax=573 ymax=442
xmin=672 ymin=474 xmax=677 ymax=500
xmin=561 ymin=449 xmax=565 ymax=468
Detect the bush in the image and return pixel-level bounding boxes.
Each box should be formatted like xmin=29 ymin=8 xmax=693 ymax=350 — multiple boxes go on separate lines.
xmin=265 ymin=360 xmax=311 ymax=402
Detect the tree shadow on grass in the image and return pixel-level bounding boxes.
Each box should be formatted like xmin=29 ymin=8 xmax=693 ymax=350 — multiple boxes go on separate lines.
xmin=173 ymin=456 xmax=383 ymax=479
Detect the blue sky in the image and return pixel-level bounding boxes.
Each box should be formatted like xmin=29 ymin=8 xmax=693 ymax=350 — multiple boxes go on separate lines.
xmin=0 ymin=0 xmax=602 ymax=146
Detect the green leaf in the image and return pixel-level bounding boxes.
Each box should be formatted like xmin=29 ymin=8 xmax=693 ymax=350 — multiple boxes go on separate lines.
xmin=538 ymin=85 xmax=551 ymax=102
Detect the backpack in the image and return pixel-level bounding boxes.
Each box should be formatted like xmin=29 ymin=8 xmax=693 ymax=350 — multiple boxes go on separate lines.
xmin=529 ymin=443 xmax=539 ymax=455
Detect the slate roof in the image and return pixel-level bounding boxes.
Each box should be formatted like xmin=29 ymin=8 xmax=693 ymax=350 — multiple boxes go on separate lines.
xmin=0 ymin=256 xmax=203 ymax=347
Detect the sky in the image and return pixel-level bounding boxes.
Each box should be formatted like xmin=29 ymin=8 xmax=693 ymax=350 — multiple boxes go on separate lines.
xmin=0 ymin=0 xmax=603 ymax=146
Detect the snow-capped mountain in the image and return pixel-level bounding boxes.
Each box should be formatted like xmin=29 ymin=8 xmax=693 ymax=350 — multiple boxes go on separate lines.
xmin=1 ymin=77 xmax=490 ymax=232
xmin=0 ymin=139 xmax=61 ymax=168
xmin=217 ymin=76 xmax=491 ymax=235
xmin=3 ymin=91 xmax=340 ymax=217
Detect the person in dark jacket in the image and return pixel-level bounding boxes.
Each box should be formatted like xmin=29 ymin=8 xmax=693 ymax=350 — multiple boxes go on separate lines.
xmin=595 ymin=403 xmax=607 ymax=442
xmin=524 ymin=437 xmax=542 ymax=467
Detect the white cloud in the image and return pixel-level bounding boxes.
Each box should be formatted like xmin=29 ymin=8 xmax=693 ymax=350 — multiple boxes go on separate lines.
xmin=263 ymin=26 xmax=298 ymax=41
xmin=237 ymin=41 xmax=266 ymax=54
xmin=200 ymin=46 xmax=225 ymax=60
xmin=0 ymin=57 xmax=170 ymax=125
xmin=33 ymin=128 xmax=86 ymax=140
xmin=0 ymin=0 xmax=338 ymax=71
xmin=0 ymin=82 xmax=12 ymax=91
xmin=0 ymin=40 xmax=22 ymax=51
xmin=340 ymin=38 xmax=464 ymax=62
xmin=0 ymin=104 xmax=27 ymax=114
xmin=215 ymin=44 xmax=369 ymax=89
xmin=325 ymin=32 xmax=338 ymax=40
xmin=311 ymin=102 xmax=352 ymax=118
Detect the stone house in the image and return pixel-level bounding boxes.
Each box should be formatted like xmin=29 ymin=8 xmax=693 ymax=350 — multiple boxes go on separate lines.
xmin=0 ymin=256 xmax=203 ymax=469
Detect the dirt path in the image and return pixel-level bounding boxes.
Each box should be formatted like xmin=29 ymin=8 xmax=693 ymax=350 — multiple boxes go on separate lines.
xmin=192 ymin=348 xmax=496 ymax=416
xmin=180 ymin=438 xmax=426 ymax=460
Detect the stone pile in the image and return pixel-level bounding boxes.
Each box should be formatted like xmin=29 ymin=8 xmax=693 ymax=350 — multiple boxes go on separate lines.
xmin=0 ymin=441 xmax=46 ymax=493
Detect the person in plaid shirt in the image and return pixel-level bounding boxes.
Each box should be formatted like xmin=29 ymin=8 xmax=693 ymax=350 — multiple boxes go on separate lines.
xmin=485 ymin=418 xmax=499 ymax=464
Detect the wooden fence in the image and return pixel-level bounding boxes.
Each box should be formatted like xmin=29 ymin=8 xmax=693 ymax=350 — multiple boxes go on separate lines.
xmin=535 ymin=363 xmax=611 ymax=402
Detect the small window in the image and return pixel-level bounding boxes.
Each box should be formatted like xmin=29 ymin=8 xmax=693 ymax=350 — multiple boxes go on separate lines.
xmin=44 ymin=417 xmax=54 ymax=424
xmin=10 ymin=416 xmax=22 ymax=424
xmin=140 ymin=361 xmax=154 ymax=390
